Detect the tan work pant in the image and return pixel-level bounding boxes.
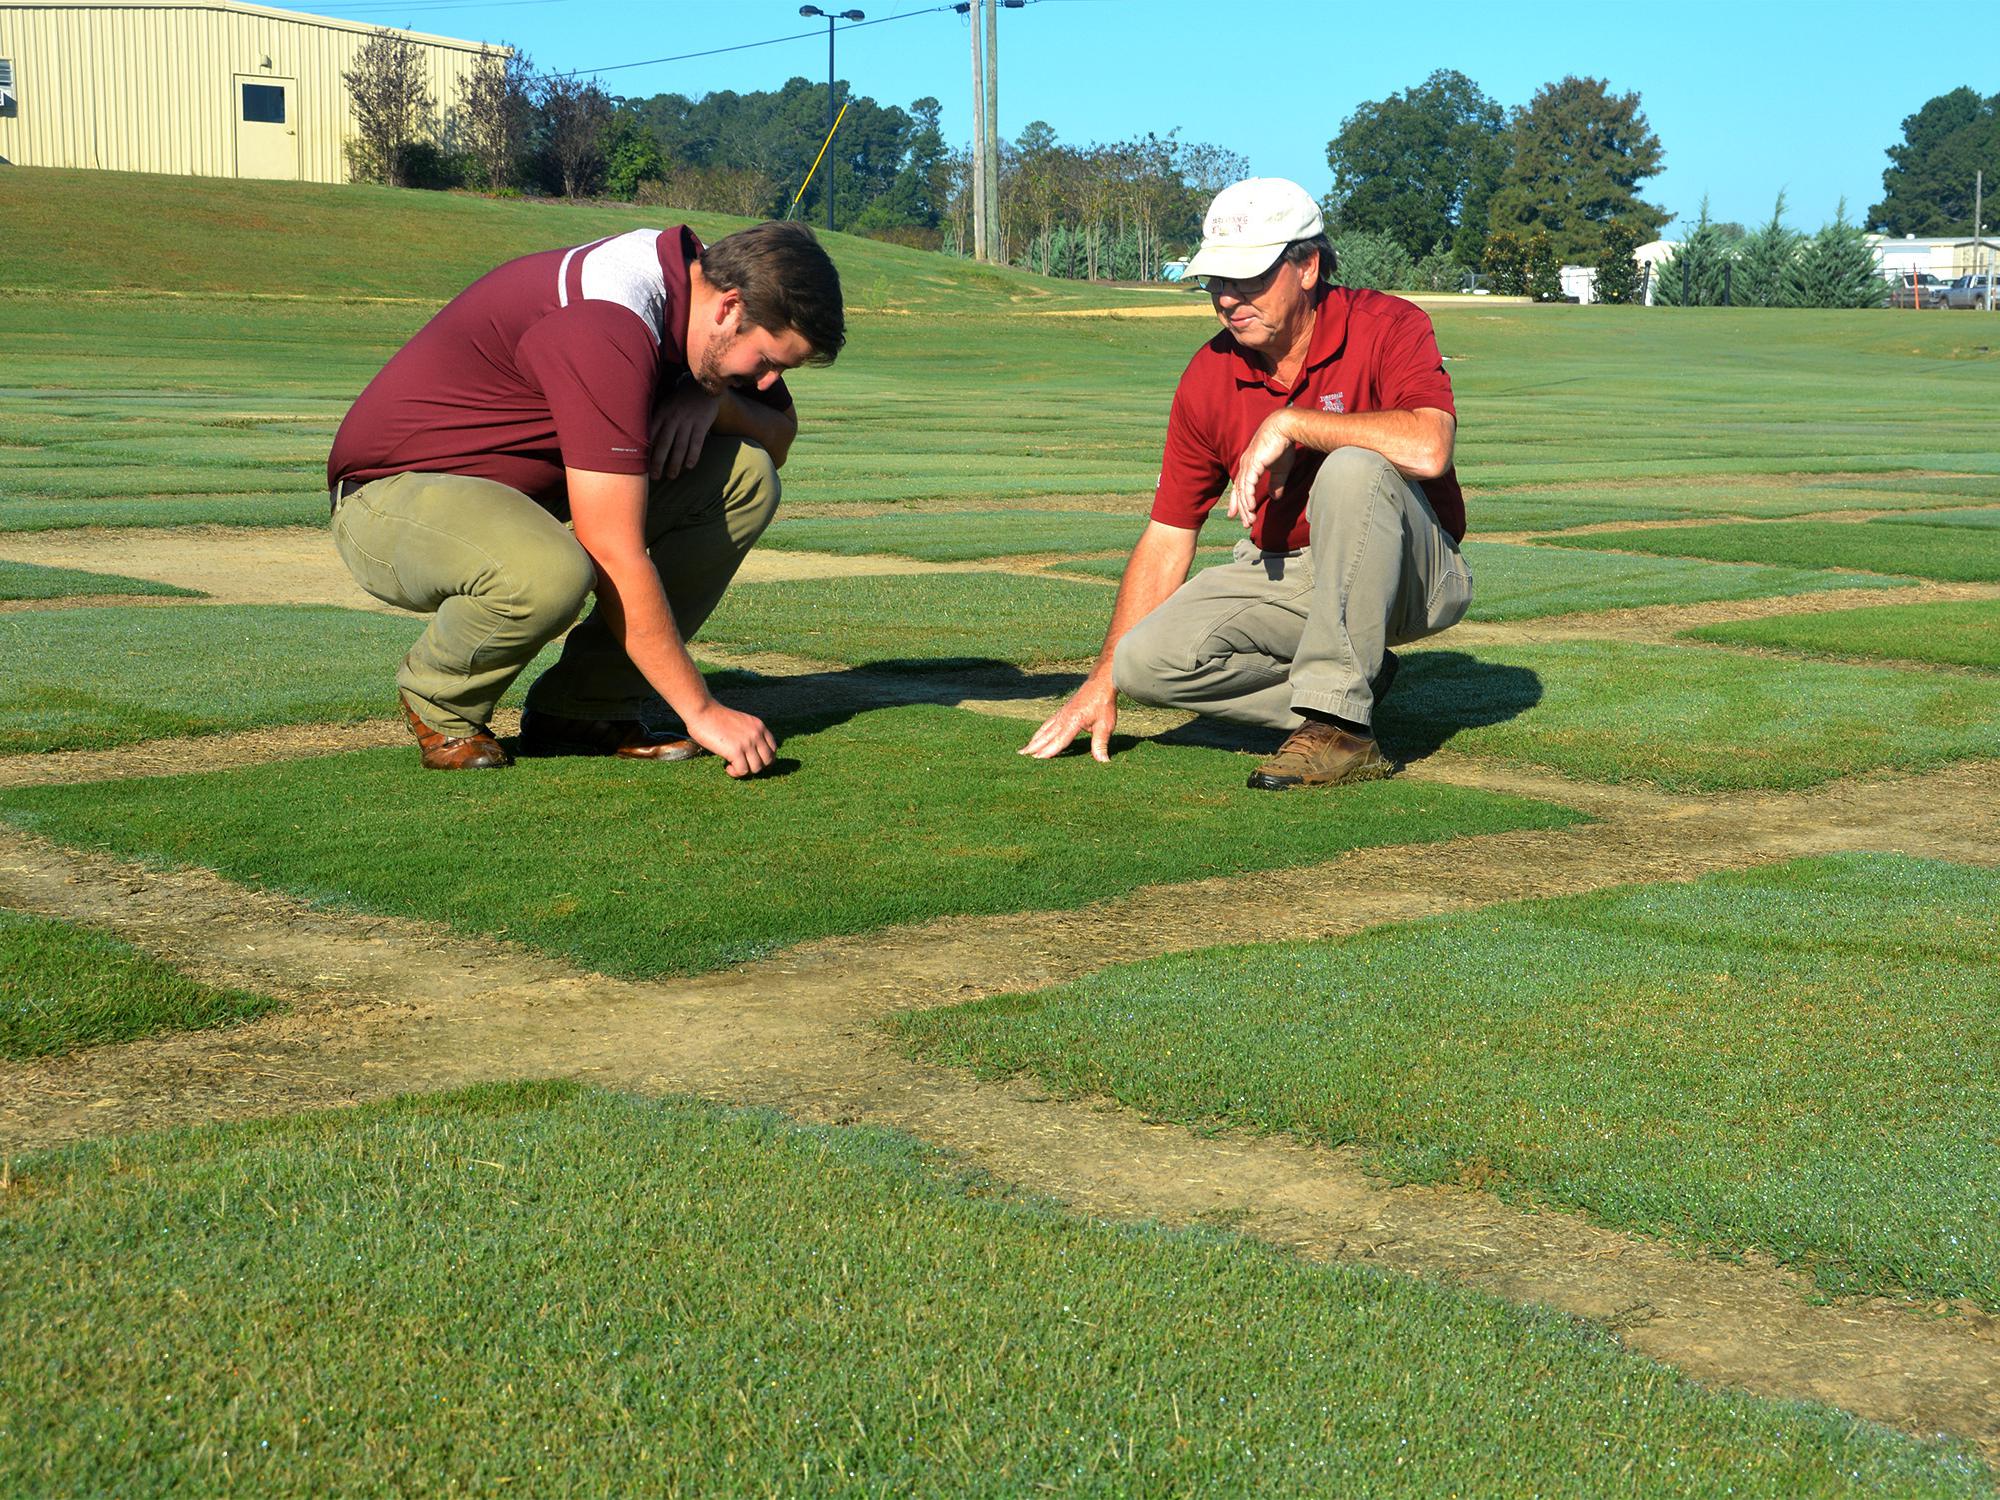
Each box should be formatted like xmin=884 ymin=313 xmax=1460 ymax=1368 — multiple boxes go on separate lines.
xmin=331 ymin=438 xmax=779 ymax=737
xmin=1113 ymin=447 xmax=1472 ymax=731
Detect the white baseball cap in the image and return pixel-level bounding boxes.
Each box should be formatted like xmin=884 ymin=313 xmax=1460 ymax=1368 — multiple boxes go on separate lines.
xmin=1183 ymin=178 xmax=1325 ymax=282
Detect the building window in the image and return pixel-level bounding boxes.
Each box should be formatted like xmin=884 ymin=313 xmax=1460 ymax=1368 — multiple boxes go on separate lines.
xmin=241 ymin=83 xmax=285 ymax=124
xmin=0 ymin=60 xmax=15 ymax=111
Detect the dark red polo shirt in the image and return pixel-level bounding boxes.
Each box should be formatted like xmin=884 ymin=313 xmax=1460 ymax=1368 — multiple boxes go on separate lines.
xmin=1150 ymin=285 xmax=1464 ymax=549
xmin=328 ymin=226 xmax=792 ymax=510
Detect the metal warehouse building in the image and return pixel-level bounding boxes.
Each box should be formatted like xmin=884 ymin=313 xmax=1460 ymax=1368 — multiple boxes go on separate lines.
xmin=0 ymin=0 xmax=498 ymax=183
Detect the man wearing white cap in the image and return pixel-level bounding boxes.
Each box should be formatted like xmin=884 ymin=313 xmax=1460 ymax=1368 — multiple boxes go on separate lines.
xmin=1022 ymin=177 xmax=1472 ymax=789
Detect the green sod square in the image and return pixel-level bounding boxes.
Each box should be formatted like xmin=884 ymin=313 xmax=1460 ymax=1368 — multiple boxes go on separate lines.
xmin=0 ymin=604 xmax=558 ymax=752
xmin=1379 ymin=641 xmax=2000 ymax=790
xmin=894 ymin=854 xmax=2000 ymax=1308
xmin=1544 ymin=520 xmax=2000 ymax=582
xmin=0 ymin=907 xmax=280 ymax=1059
xmin=0 ymin=560 xmax=199 ymax=601
xmin=1686 ymin=599 xmax=2000 ymax=670
xmin=761 ymin=508 xmax=1147 ymax=562
xmin=2 ymin=1082 xmax=1983 ymax=1497
xmin=1876 ymin=506 xmax=2000 ymax=531
xmin=700 ymin=573 xmax=1117 ymax=667
xmin=1460 ymin=541 xmax=1907 ymax=620
xmin=0 ymin=705 xmax=1583 ymax=979
xmin=0 ymin=491 xmax=323 ymax=531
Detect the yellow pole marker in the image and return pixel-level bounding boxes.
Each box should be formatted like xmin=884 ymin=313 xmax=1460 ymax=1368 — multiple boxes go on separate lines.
xmin=791 ymin=101 xmax=851 ymax=218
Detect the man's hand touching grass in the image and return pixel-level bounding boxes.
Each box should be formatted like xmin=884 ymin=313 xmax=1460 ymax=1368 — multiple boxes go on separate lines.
xmin=1021 ymin=675 xmax=1118 ymax=763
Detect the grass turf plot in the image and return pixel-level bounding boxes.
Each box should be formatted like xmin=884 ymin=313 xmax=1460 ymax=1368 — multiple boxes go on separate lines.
xmin=1376 ymin=641 xmax=2000 ymax=790
xmin=1876 ymin=506 xmax=2000 ymax=530
xmin=1 ymin=1082 xmax=1986 ymax=1498
xmin=1686 ymin=599 xmax=2000 ymax=671
xmin=0 ymin=559 xmax=197 ymax=601
xmin=1468 ymin=480 xmax=2000 ymax=534
xmin=0 ymin=907 xmax=281 ymax=1059
xmin=893 ymin=854 xmax=2000 ymax=1308
xmin=1543 ymin=519 xmax=2000 ymax=583
xmin=700 ymin=572 xmax=1116 ymax=667
xmin=0 ymin=705 xmax=1581 ymax=979
xmin=0 ymin=604 xmax=561 ymax=753
xmin=761 ymin=507 xmax=1146 ymax=561
xmin=1456 ymin=541 xmax=1907 ymax=621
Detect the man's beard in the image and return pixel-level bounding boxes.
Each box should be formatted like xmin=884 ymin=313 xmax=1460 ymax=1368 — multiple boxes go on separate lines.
xmin=694 ymin=326 xmax=743 ymax=394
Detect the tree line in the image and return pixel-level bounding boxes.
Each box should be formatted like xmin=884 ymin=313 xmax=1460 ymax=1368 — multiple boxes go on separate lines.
xmin=343 ymin=31 xmax=1994 ymax=304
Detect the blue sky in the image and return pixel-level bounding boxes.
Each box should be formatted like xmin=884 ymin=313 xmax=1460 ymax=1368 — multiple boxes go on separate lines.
xmin=314 ymin=0 xmax=1988 ymax=236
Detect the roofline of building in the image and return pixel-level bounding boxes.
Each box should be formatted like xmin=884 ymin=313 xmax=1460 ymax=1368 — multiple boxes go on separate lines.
xmin=0 ymin=0 xmax=507 ymax=53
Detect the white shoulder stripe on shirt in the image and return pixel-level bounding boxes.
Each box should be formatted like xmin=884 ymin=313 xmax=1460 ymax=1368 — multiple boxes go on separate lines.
xmin=556 ymin=229 xmax=667 ymax=346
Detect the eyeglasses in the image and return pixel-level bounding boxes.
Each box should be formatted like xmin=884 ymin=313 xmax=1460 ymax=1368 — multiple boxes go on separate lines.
xmin=1196 ymin=262 xmax=1286 ymax=299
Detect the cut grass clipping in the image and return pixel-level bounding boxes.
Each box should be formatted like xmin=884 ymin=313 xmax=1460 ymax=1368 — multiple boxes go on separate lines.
xmin=1 ymin=1082 xmax=1986 ymax=1498
xmin=894 ymin=854 xmax=2000 ymax=1308
xmin=0 ymin=907 xmax=280 ymax=1059
xmin=1686 ymin=599 xmax=2000 ymax=671
xmin=0 ymin=604 xmax=558 ymax=753
xmin=1546 ymin=519 xmax=2000 ymax=583
xmin=1382 ymin=641 xmax=2000 ymax=790
xmin=0 ymin=560 xmax=198 ymax=601
xmin=0 ymin=705 xmax=1582 ymax=978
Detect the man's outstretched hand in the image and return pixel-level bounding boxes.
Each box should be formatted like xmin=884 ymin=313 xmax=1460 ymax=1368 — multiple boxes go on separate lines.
xmin=1021 ymin=678 xmax=1117 ymax=763
xmin=685 ymin=700 xmax=777 ymax=778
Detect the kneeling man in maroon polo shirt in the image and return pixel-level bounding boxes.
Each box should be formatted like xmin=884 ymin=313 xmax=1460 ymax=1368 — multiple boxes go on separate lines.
xmin=327 ymin=220 xmax=843 ymax=777
xmin=1022 ymin=178 xmax=1472 ymax=790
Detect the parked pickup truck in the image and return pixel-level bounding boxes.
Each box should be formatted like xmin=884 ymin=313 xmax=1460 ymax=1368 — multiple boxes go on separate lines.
xmin=1887 ymin=272 xmax=1946 ymax=308
xmin=1940 ymin=273 xmax=1997 ymax=310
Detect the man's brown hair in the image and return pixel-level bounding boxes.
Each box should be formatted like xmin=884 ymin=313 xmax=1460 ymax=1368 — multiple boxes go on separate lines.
xmin=699 ymin=221 xmax=846 ymax=364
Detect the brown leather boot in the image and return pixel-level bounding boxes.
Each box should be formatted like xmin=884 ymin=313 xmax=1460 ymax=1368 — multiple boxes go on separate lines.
xmin=1247 ymin=721 xmax=1392 ymax=791
xmin=400 ymin=694 xmax=511 ymax=771
xmin=517 ymin=707 xmax=708 ymax=761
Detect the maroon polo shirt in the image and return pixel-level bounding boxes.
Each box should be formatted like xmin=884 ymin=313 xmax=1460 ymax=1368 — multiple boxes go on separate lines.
xmin=328 ymin=226 xmax=792 ymax=511
xmin=1151 ymin=285 xmax=1464 ymax=550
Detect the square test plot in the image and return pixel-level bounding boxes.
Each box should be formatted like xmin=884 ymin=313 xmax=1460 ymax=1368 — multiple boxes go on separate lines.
xmin=1544 ymin=520 xmax=2000 ymax=583
xmin=1687 ymin=599 xmax=2000 ymax=671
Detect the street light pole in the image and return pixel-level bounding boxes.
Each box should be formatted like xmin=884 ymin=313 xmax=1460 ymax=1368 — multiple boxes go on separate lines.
xmin=800 ymin=6 xmax=864 ymax=232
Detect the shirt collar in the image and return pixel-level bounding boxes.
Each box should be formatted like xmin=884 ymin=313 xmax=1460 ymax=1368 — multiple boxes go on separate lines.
xmin=656 ymin=225 xmax=703 ymax=369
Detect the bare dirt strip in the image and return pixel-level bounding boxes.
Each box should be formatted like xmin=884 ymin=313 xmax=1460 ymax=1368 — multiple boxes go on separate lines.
xmin=1 ymin=756 xmax=1997 ymax=1458
xmin=5 ymin=525 xmax=2000 ymax=1460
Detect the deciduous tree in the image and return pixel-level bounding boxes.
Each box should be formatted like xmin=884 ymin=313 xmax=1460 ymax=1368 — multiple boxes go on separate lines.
xmin=456 ymin=43 xmax=534 ymax=192
xmin=1488 ymin=76 xmax=1667 ymax=262
xmin=1592 ymin=218 xmax=1648 ymax=304
xmin=341 ymin=28 xmax=435 ymax=187
xmin=538 ymin=74 xmax=613 ymax=200
xmin=1324 ymin=69 xmax=1507 ymax=262
xmin=1869 ymin=88 xmax=2000 ymax=237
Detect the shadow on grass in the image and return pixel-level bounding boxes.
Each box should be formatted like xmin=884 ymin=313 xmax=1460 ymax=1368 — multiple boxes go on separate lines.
xmin=676 ymin=652 xmax=1543 ymax=768
xmin=1379 ymin=652 xmax=1544 ymax=763
xmin=692 ymin=658 xmax=1086 ymax=736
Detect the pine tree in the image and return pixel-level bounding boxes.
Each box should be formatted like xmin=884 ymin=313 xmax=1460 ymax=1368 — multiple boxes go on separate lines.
xmin=1734 ymin=194 xmax=1802 ymax=307
xmin=1652 ymin=198 xmax=1735 ymax=306
xmin=1783 ymin=202 xmax=1887 ymax=309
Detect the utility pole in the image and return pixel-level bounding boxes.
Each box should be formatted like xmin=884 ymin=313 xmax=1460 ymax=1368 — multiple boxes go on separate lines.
xmin=983 ymin=0 xmax=1001 ymax=264
xmin=965 ymin=2 xmax=986 ymax=261
xmin=1979 ymin=168 xmax=1992 ymax=312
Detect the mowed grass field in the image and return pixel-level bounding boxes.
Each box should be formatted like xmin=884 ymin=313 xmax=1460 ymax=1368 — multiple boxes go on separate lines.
xmin=2 ymin=168 xmax=1997 ymax=1493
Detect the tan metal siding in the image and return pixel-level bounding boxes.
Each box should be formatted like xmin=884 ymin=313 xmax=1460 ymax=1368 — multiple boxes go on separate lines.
xmin=0 ymin=2 xmax=499 ymax=183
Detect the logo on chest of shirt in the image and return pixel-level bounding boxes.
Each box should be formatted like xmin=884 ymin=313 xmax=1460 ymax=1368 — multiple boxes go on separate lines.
xmin=1319 ymin=392 xmax=1346 ymax=413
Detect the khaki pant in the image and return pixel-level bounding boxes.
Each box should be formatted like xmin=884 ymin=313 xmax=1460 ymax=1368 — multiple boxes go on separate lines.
xmin=1113 ymin=447 xmax=1472 ymax=731
xmin=332 ymin=438 xmax=779 ymax=736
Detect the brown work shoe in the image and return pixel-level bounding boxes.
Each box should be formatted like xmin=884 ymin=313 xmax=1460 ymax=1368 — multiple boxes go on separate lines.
xmin=1247 ymin=720 xmax=1392 ymax=791
xmin=518 ymin=707 xmax=708 ymax=761
xmin=400 ymin=694 xmax=511 ymax=771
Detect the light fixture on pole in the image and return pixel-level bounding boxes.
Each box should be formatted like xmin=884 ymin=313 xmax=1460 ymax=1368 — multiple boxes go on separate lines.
xmin=800 ymin=6 xmax=864 ymax=232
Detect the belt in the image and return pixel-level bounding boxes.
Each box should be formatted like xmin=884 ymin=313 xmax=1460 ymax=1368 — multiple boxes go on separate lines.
xmin=329 ymin=475 xmax=370 ymax=514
